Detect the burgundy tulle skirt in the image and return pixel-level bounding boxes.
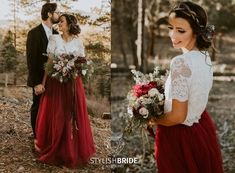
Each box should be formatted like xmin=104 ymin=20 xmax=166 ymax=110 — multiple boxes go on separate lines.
xmin=155 ymin=110 xmax=224 ymax=173
xmin=35 ymin=77 xmax=95 ymax=168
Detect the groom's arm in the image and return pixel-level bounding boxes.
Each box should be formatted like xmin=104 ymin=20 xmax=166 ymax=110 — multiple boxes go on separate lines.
xmin=26 ymin=30 xmax=42 ymax=87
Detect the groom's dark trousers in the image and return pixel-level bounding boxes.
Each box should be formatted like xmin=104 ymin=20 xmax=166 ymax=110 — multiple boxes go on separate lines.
xmin=26 ymin=24 xmax=58 ymax=138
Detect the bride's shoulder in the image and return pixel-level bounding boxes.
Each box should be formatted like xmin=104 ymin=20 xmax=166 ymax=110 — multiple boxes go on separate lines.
xmin=171 ymin=54 xmax=186 ymax=65
xmin=170 ymin=54 xmax=193 ymax=71
xmin=73 ymin=35 xmax=82 ymax=42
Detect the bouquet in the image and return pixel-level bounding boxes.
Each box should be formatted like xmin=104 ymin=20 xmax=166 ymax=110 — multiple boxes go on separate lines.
xmin=125 ymin=67 xmax=167 ymax=133
xmin=45 ymin=53 xmax=94 ymax=83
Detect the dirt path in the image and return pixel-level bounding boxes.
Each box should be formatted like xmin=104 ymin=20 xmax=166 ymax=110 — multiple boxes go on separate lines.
xmin=0 ymin=86 xmax=111 ymax=173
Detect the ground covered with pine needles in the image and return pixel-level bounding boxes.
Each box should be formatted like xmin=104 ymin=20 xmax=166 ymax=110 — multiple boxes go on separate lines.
xmin=0 ymin=86 xmax=111 ymax=173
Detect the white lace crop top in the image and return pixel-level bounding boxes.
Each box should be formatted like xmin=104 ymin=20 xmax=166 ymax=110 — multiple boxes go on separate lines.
xmin=164 ymin=50 xmax=213 ymax=126
xmin=47 ymin=35 xmax=85 ymax=57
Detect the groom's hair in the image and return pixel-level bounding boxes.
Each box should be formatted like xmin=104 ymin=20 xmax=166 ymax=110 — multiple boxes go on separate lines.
xmin=41 ymin=3 xmax=57 ymax=20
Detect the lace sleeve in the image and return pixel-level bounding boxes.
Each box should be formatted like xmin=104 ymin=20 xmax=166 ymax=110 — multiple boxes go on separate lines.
xmin=77 ymin=38 xmax=85 ymax=57
xmin=47 ymin=35 xmax=56 ymax=54
xmin=170 ymin=57 xmax=192 ymax=102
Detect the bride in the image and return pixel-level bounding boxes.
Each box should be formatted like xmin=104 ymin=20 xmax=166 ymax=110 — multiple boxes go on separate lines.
xmin=148 ymin=1 xmax=224 ymax=173
xmin=34 ymin=13 xmax=96 ymax=168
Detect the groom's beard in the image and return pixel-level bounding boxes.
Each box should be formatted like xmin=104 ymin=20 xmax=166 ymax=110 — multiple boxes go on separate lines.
xmin=51 ymin=18 xmax=59 ymax=24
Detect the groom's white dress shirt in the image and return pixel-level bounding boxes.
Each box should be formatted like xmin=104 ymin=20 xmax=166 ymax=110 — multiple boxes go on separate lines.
xmin=42 ymin=22 xmax=53 ymax=40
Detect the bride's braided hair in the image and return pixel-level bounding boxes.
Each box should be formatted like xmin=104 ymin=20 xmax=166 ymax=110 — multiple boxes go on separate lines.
xmin=60 ymin=13 xmax=81 ymax=35
xmin=170 ymin=1 xmax=215 ymax=50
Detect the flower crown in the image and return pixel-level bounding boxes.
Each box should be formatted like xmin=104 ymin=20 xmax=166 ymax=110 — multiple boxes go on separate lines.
xmin=173 ymin=4 xmax=202 ymax=27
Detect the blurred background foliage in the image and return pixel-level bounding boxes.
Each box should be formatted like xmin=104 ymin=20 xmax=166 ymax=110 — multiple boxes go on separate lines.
xmin=112 ymin=0 xmax=235 ymax=72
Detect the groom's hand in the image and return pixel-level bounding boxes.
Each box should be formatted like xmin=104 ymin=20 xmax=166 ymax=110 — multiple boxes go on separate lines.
xmin=34 ymin=84 xmax=45 ymax=95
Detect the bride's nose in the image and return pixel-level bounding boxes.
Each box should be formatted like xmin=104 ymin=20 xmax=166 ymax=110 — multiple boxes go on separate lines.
xmin=169 ymin=30 xmax=177 ymax=40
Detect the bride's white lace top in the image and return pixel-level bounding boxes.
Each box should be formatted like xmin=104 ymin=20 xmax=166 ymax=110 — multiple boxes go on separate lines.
xmin=164 ymin=50 xmax=213 ymax=126
xmin=47 ymin=34 xmax=85 ymax=57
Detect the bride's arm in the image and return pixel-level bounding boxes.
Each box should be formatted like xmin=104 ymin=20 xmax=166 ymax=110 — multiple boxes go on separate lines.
xmin=150 ymin=99 xmax=188 ymax=126
xmin=42 ymin=71 xmax=47 ymax=87
xmin=153 ymin=56 xmax=191 ymax=126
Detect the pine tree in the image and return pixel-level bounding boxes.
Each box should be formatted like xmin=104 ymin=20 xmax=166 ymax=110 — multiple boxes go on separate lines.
xmin=0 ymin=30 xmax=18 ymax=87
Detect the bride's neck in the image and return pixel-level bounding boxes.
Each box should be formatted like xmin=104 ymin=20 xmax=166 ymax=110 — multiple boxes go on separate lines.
xmin=62 ymin=32 xmax=73 ymax=42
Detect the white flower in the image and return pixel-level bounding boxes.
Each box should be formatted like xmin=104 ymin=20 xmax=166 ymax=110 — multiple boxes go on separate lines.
xmin=87 ymin=60 xmax=92 ymax=65
xmin=149 ymin=73 xmax=153 ymax=81
xmin=52 ymin=72 xmax=58 ymax=77
xmin=158 ymin=93 xmax=164 ymax=101
xmin=148 ymin=88 xmax=159 ymax=97
xmin=54 ymin=64 xmax=61 ymax=71
xmin=137 ymin=96 xmax=144 ymax=104
xmin=67 ymin=60 xmax=74 ymax=68
xmin=58 ymin=61 xmax=64 ymax=67
xmin=62 ymin=67 xmax=68 ymax=74
xmin=133 ymin=102 xmax=140 ymax=109
xmin=82 ymin=70 xmax=87 ymax=76
xmin=139 ymin=107 xmax=149 ymax=118
xmin=141 ymin=97 xmax=152 ymax=104
xmin=127 ymin=107 xmax=133 ymax=117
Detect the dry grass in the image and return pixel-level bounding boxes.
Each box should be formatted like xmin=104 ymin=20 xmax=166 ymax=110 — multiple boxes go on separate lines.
xmin=0 ymin=86 xmax=111 ymax=173
xmin=86 ymin=95 xmax=110 ymax=118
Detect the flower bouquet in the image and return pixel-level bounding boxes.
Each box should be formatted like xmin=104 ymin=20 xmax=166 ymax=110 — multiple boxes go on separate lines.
xmin=125 ymin=67 xmax=167 ymax=134
xmin=45 ymin=53 xmax=94 ymax=83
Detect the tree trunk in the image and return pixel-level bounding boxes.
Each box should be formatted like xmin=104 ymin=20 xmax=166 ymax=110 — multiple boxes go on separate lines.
xmin=131 ymin=36 xmax=138 ymax=69
xmin=118 ymin=25 xmax=128 ymax=68
xmin=147 ymin=26 xmax=155 ymax=60
xmin=5 ymin=73 xmax=8 ymax=87
xmin=13 ymin=0 xmax=17 ymax=49
xmin=141 ymin=2 xmax=146 ymax=73
xmin=115 ymin=0 xmax=128 ymax=68
xmin=14 ymin=73 xmax=17 ymax=85
xmin=137 ymin=0 xmax=143 ymax=69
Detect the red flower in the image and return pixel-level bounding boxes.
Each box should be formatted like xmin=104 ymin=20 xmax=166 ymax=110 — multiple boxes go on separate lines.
xmin=132 ymin=82 xmax=157 ymax=97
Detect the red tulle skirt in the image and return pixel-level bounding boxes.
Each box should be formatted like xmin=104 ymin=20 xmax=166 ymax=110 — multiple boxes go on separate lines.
xmin=35 ymin=77 xmax=95 ymax=168
xmin=155 ymin=110 xmax=224 ymax=173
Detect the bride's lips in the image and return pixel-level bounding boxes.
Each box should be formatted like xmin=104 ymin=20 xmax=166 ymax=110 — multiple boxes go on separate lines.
xmin=172 ymin=41 xmax=182 ymax=46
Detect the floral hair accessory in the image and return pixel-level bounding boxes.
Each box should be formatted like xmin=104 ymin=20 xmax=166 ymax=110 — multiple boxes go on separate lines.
xmin=200 ymin=25 xmax=215 ymax=41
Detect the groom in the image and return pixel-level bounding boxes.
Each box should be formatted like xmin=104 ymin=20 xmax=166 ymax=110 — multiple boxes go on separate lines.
xmin=26 ymin=2 xmax=60 ymax=138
